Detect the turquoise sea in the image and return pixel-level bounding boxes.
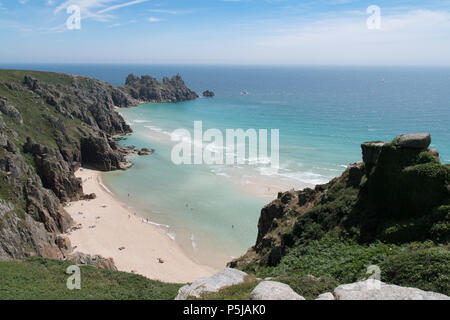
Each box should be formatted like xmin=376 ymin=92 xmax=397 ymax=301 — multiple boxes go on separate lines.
xmin=3 ymin=64 xmax=450 ymax=267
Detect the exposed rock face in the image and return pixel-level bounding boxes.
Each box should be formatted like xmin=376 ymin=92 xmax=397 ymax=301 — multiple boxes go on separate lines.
xmin=80 ymin=134 xmax=126 ymax=171
xmin=361 ymin=142 xmax=385 ymax=166
xmin=68 ymin=252 xmax=117 ymax=271
xmin=250 ymin=281 xmax=305 ymax=300
xmin=175 ymin=268 xmax=248 ymax=300
xmin=334 ymin=280 xmax=450 ymax=300
xmin=24 ymin=138 xmax=83 ymax=202
xmin=202 ymin=90 xmax=215 ymax=97
xmin=0 ymin=97 xmax=23 ymax=125
xmin=347 ymin=162 xmax=364 ymax=187
xmin=22 ymin=75 xmax=132 ymax=136
xmin=55 ymin=234 xmax=72 ymax=256
xmin=257 ymin=200 xmax=285 ymax=245
xmin=121 ymin=73 xmax=198 ymax=103
xmin=394 ymin=132 xmax=431 ymax=149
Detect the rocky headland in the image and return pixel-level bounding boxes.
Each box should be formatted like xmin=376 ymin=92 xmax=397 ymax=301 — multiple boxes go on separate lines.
xmin=119 ymin=73 xmax=199 ymax=103
xmin=0 ymin=69 xmax=199 ymax=267
xmin=223 ymin=132 xmax=449 ymax=298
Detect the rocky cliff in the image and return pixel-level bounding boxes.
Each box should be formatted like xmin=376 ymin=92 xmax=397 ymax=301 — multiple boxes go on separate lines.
xmin=0 ymin=69 xmax=198 ymax=264
xmin=119 ymin=73 xmax=199 ymax=103
xmin=230 ymin=133 xmax=449 ymax=296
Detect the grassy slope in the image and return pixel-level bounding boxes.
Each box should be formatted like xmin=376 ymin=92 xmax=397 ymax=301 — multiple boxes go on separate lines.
xmin=0 ymin=257 xmax=182 ymax=300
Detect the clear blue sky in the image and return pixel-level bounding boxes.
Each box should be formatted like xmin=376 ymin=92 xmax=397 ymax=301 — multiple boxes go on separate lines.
xmin=1 ymin=0 xmax=450 ymax=65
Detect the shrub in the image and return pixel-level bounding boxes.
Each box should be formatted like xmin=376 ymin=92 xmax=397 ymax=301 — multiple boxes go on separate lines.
xmin=380 ymin=247 xmax=450 ymax=295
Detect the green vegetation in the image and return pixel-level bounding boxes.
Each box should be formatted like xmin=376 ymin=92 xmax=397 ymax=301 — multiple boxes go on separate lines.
xmin=0 ymin=257 xmax=182 ymax=300
xmin=235 ymin=138 xmax=449 ymax=297
xmin=256 ymin=234 xmax=401 ymax=282
xmin=380 ymin=246 xmax=450 ymax=295
xmin=192 ymin=276 xmax=259 ymax=300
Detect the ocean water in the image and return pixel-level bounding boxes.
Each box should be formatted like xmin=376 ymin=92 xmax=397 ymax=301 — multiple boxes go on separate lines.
xmin=3 ymin=64 xmax=450 ymax=267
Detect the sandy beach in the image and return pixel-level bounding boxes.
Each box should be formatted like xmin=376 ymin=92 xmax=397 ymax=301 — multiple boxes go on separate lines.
xmin=65 ymin=168 xmax=218 ymax=283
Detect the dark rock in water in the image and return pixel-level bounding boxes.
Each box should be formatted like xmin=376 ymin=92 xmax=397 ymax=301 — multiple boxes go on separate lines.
xmin=202 ymin=90 xmax=215 ymax=97
xmin=138 ymin=148 xmax=153 ymax=156
xmin=394 ymin=132 xmax=431 ymax=149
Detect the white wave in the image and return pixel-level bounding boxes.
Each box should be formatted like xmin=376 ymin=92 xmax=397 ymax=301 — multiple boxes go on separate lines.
xmin=278 ymin=171 xmax=329 ymax=185
xmin=167 ymin=232 xmax=176 ymax=241
xmin=258 ymin=166 xmax=280 ymax=177
xmin=141 ymin=218 xmax=170 ymax=228
xmin=191 ymin=233 xmax=197 ymax=252
xmin=210 ymin=168 xmax=230 ymax=177
xmin=132 ymin=119 xmax=151 ymax=123
xmin=98 ymin=176 xmax=114 ymax=195
xmin=144 ymin=125 xmax=163 ymax=132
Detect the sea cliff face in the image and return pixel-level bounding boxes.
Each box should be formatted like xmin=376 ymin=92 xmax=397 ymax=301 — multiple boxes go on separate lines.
xmin=230 ymin=133 xmax=449 ymax=296
xmin=0 ymin=69 xmax=198 ymax=263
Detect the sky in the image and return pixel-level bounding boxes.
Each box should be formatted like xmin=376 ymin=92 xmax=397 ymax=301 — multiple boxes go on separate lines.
xmin=0 ymin=0 xmax=450 ymax=65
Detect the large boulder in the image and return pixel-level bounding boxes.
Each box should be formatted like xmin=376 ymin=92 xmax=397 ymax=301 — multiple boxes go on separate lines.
xmin=250 ymin=281 xmax=305 ymax=300
xmin=394 ymin=132 xmax=431 ymax=149
xmin=334 ymin=279 xmax=450 ymax=300
xmin=175 ymin=268 xmax=247 ymax=300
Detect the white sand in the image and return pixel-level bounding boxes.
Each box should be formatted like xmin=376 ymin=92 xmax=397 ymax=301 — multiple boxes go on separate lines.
xmin=65 ymin=168 xmax=218 ymax=283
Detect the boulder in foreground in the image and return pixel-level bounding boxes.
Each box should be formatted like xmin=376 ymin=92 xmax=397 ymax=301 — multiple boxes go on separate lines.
xmin=175 ymin=268 xmax=247 ymax=300
xmin=250 ymin=281 xmax=305 ymax=300
xmin=316 ymin=292 xmax=335 ymax=300
xmin=334 ymin=279 xmax=450 ymax=300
